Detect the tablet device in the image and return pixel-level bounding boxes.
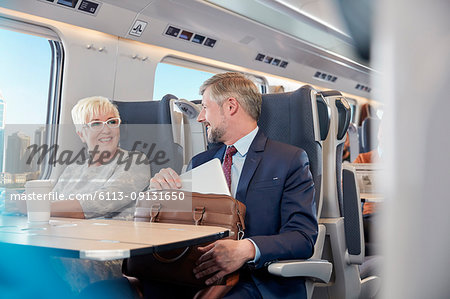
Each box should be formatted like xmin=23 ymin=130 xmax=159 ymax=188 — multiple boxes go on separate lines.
xmin=179 ymin=158 xmax=231 ymax=196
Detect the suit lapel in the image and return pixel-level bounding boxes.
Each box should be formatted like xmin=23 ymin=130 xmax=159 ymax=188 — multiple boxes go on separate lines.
xmin=191 ymin=145 xmax=226 ymax=169
xmin=235 ymin=131 xmax=267 ymax=203
xmin=214 ymin=145 xmax=226 ymax=162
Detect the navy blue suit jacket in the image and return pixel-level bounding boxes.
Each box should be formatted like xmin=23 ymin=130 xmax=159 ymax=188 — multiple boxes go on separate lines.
xmin=190 ymin=130 xmax=318 ymax=298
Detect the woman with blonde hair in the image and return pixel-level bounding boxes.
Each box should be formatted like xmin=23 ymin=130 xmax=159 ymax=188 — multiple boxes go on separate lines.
xmin=46 ymin=96 xmax=151 ymax=297
xmin=50 ymin=96 xmax=150 ymax=220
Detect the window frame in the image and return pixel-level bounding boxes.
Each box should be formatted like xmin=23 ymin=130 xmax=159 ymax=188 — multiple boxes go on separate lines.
xmin=0 ymin=17 xmax=64 ymax=179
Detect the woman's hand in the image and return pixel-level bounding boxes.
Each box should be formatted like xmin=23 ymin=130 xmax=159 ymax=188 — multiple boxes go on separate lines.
xmin=149 ymin=168 xmax=182 ymax=190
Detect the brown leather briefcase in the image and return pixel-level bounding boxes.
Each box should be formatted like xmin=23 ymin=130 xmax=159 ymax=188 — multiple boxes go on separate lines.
xmin=123 ymin=191 xmax=246 ymax=296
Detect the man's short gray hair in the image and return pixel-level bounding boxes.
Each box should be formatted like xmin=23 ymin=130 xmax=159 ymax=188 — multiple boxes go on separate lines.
xmin=199 ymin=72 xmax=262 ymax=121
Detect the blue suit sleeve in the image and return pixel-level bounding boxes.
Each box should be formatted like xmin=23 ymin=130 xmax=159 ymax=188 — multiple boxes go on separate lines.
xmin=249 ymin=149 xmax=318 ymax=268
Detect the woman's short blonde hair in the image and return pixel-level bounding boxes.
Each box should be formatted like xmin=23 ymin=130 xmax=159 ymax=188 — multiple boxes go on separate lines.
xmin=71 ymin=96 xmax=120 ymax=131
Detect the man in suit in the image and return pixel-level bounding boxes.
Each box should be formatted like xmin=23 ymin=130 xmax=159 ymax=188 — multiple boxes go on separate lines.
xmin=151 ymin=72 xmax=318 ymax=298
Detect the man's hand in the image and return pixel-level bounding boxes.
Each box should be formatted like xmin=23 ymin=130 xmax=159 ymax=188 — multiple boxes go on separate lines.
xmin=193 ymin=239 xmax=255 ymax=285
xmin=149 ymin=168 xmax=182 ymax=190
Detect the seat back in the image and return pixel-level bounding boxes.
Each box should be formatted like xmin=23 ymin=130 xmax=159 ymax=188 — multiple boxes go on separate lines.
xmin=258 ymin=85 xmax=329 ymax=218
xmin=261 ymin=86 xmax=332 ymax=299
xmin=313 ymin=91 xmax=381 ymax=299
xmin=342 ymin=164 xmax=365 ymax=264
xmin=113 ymin=94 xmax=183 ymax=175
xmin=342 ymin=163 xmax=381 ymax=298
xmin=319 ymin=91 xmax=351 ymax=218
xmin=360 ymin=117 xmax=380 ymax=153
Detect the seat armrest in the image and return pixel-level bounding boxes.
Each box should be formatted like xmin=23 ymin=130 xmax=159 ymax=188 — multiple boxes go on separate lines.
xmin=268 ymin=259 xmax=332 ymax=283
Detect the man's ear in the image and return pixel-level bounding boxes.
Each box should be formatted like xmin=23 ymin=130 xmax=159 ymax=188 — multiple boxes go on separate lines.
xmin=77 ymin=130 xmax=86 ymax=143
xmin=225 ymin=97 xmax=239 ymax=116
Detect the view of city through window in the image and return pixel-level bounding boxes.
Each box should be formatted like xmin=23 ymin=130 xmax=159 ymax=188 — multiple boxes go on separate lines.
xmin=0 ymin=29 xmax=53 ymax=211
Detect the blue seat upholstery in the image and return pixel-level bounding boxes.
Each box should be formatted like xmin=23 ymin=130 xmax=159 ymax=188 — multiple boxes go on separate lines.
xmin=315 ymin=91 xmax=380 ymax=299
xmin=360 ymin=117 xmax=380 ymax=153
xmin=259 ymin=86 xmax=333 ymax=298
xmin=258 ymin=85 xmax=328 ymax=216
xmin=113 ymin=94 xmax=183 ymax=175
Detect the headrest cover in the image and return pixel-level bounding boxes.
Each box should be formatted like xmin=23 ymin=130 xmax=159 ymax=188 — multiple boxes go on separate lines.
xmin=174 ymin=99 xmax=201 ymax=119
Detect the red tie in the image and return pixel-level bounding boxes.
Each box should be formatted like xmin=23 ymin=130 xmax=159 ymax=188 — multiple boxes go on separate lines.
xmin=223 ymin=146 xmax=237 ymax=191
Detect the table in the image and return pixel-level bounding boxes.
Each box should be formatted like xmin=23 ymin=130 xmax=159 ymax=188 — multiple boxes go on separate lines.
xmin=0 ymin=215 xmax=229 ymax=261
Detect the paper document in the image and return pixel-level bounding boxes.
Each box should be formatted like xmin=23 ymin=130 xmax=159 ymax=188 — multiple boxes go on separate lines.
xmin=179 ymin=158 xmax=231 ymax=196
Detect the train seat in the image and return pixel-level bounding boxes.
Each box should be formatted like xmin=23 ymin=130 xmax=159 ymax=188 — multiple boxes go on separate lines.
xmin=258 ymin=85 xmax=326 ymax=212
xmin=257 ymin=85 xmax=333 ymax=298
xmin=360 ymin=117 xmax=380 ymax=154
xmin=113 ymin=94 xmax=183 ymax=175
xmin=343 ymin=164 xmax=381 ymax=298
xmin=316 ymin=91 xmax=380 ymax=299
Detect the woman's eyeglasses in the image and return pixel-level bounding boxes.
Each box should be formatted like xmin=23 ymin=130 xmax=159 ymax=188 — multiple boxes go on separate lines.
xmin=84 ymin=117 xmax=121 ymax=131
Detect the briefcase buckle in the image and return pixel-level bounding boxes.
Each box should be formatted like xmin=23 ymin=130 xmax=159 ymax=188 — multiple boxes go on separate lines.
xmin=193 ymin=206 xmax=206 ymax=225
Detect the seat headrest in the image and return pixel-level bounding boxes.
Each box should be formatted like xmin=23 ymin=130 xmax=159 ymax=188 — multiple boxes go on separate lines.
xmin=335 ymin=98 xmax=351 ymax=140
xmin=174 ymin=99 xmax=201 ymax=119
xmin=318 ymin=91 xmax=351 ymax=141
xmin=316 ymin=94 xmax=331 ymax=141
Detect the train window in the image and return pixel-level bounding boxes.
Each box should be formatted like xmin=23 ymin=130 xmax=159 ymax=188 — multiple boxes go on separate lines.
xmin=249 ymin=75 xmax=268 ymax=94
xmin=0 ymin=25 xmax=62 ymax=211
xmin=154 ymin=59 xmax=268 ymax=100
xmin=153 ymin=62 xmax=214 ymax=101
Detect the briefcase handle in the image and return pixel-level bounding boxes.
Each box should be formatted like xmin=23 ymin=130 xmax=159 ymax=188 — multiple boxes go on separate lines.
xmin=150 ymin=203 xmax=161 ymax=222
xmin=194 ymin=206 xmax=205 ymax=225
xmin=149 ymin=204 xmax=207 ymax=263
xmin=153 ymin=246 xmax=190 ymax=263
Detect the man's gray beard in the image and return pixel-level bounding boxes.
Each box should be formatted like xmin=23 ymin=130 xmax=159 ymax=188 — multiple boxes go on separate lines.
xmin=207 ymin=126 xmax=226 ymax=143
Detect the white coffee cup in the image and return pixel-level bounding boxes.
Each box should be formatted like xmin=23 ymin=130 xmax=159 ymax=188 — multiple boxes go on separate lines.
xmin=24 ymin=180 xmax=54 ymax=223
